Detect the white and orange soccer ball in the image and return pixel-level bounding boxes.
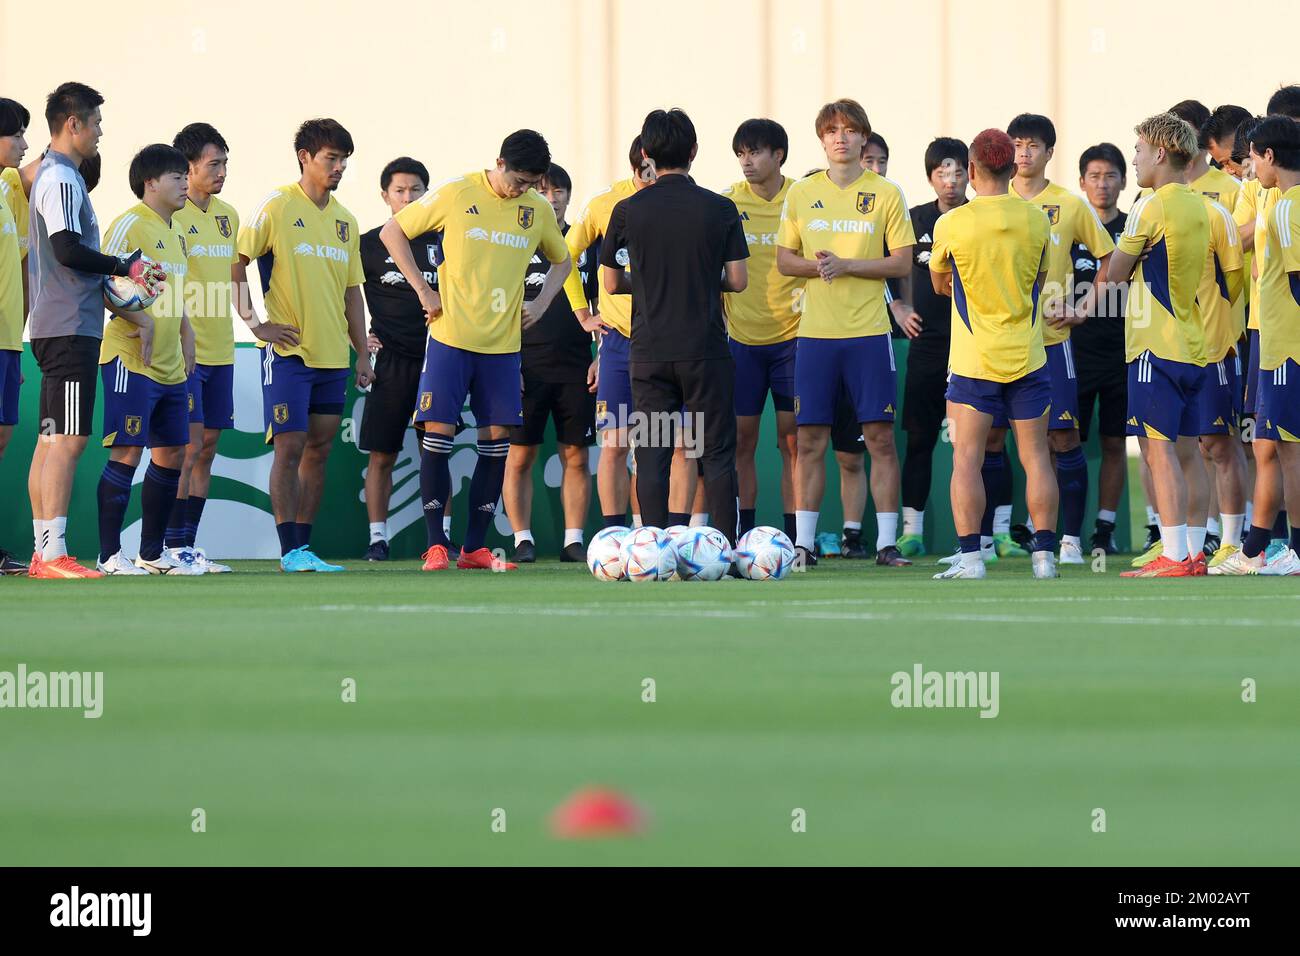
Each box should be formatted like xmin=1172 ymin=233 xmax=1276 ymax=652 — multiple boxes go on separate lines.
xmin=674 ymin=526 xmax=732 ymax=581
xmin=622 ymin=526 xmax=678 ymax=583
xmin=734 ymin=526 xmax=795 ymax=581
xmin=587 ymin=525 xmax=631 ymax=582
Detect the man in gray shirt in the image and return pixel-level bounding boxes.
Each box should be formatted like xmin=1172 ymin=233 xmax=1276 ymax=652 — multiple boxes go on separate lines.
xmin=27 ymin=82 xmax=161 ymax=578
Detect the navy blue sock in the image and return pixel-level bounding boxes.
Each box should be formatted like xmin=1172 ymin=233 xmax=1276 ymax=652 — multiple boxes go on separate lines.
xmin=980 ymin=452 xmax=1004 ymax=537
xmin=97 ymin=460 xmax=136 ymax=563
xmin=184 ymin=495 xmax=206 ymax=548
xmin=465 ymin=438 xmax=509 ymax=552
xmin=276 ymin=522 xmax=299 ymax=556
xmin=1273 ymin=509 xmax=1289 ymax=538
xmin=420 ymin=432 xmax=453 ymax=548
xmin=164 ymin=495 xmax=188 ymax=550
xmin=668 ymin=511 xmax=689 ymax=527
xmin=1242 ymin=524 xmax=1271 ymax=558
xmin=958 ymin=533 xmax=982 ymax=554
xmin=1030 ymin=529 xmax=1058 ymax=554
xmin=602 ymin=514 xmax=626 ymax=528
xmin=1055 ymin=446 xmax=1088 ymax=538
xmin=739 ymin=509 xmax=757 ymax=535
xmin=140 ymin=463 xmax=181 ymax=561
xmin=295 ymin=522 xmax=312 ymax=548
xmin=783 ymin=512 xmax=797 ymax=541
xmin=1291 ymin=526 xmax=1300 ymax=556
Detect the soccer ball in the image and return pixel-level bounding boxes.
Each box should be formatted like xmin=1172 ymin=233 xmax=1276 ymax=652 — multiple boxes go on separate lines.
xmin=663 ymin=525 xmax=691 ymax=581
xmin=675 ymin=526 xmax=733 ymax=581
xmin=734 ymin=526 xmax=795 ymax=581
xmin=622 ymin=526 xmax=678 ymax=583
xmin=587 ymin=525 xmax=630 ymax=582
xmin=103 ymin=274 xmax=159 ymax=312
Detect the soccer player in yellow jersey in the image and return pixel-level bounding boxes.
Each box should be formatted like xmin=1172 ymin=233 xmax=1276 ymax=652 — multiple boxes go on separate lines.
xmin=0 ymin=98 xmax=29 ymax=574
xmin=162 ymin=122 xmax=239 ymax=573
xmin=777 ymin=98 xmax=915 ymax=569
xmin=380 ymin=129 xmax=570 ymax=571
xmin=723 ymin=118 xmax=800 ymax=542
xmin=929 ymin=129 xmax=1058 ymax=580
xmin=562 ymin=136 xmax=655 ymax=528
xmin=1217 ymin=115 xmax=1300 ymax=574
xmin=1007 ymin=113 xmax=1114 ymax=566
xmin=1110 ymin=114 xmax=1213 ymax=578
xmin=234 ymin=118 xmax=370 ymax=573
xmin=96 ymin=145 xmax=199 ymax=575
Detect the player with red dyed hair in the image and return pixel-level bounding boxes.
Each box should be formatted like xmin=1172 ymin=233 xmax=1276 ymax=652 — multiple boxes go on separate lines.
xmin=929 ymin=129 xmax=1060 ymax=580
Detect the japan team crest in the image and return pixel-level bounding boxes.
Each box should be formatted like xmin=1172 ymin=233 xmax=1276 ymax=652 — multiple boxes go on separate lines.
xmin=1043 ymin=205 xmax=1061 ymax=226
xmin=125 ymin=415 xmax=142 ymax=437
xmin=517 ymin=206 xmax=535 ymax=229
xmin=427 ymin=244 xmax=439 ymax=267
xmin=856 ymin=192 xmax=876 ymax=214
xmin=273 ymin=403 xmax=289 ymax=424
xmin=335 ymin=220 xmax=350 ymax=242
xmin=215 ymin=215 xmax=232 ymax=238
xmin=419 ymin=391 xmax=433 ymax=412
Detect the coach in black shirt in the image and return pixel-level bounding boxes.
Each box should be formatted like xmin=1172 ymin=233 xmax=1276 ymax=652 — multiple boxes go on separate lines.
xmin=602 ymin=109 xmax=749 ymax=542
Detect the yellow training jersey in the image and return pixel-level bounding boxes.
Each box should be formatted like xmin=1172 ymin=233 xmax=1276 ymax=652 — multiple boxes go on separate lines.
xmin=1118 ymin=183 xmax=1209 ymax=365
xmin=0 ymin=167 xmax=28 ymax=259
xmin=776 ymin=169 xmax=915 ymax=339
xmin=1197 ymin=197 xmax=1245 ymax=363
xmin=174 ymin=195 xmax=239 ymax=366
xmin=929 ymin=193 xmax=1050 ymax=383
xmin=1010 ymin=180 xmax=1114 ymax=347
xmin=237 ymin=183 xmax=362 ymax=369
xmin=100 ymin=202 xmax=190 ymax=385
xmin=1257 ymin=184 xmax=1300 ymax=371
xmin=395 ymin=170 xmax=568 ymax=354
xmin=562 ymin=178 xmax=636 ymax=337
xmin=722 ymin=177 xmax=802 ymax=345
xmin=1235 ymin=179 xmax=1269 ymax=326
xmin=0 ymin=187 xmax=20 ymax=351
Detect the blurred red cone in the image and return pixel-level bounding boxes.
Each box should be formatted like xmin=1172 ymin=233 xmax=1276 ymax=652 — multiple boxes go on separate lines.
xmin=549 ymin=786 xmax=646 ymax=838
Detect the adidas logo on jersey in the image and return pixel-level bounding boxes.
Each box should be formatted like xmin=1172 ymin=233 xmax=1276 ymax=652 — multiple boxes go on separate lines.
xmin=529 ymin=253 xmax=542 ymax=265
xmin=739 ymin=211 xmax=750 ymax=220
xmin=919 ymin=233 xmax=932 ymax=243
xmin=466 ymin=205 xmax=480 ymax=215
xmin=811 ymin=200 xmax=825 ymax=209
xmin=155 ymin=240 xmax=166 ymax=250
xmin=188 ymin=225 xmax=199 ymax=235
xmin=293 ymin=218 xmax=306 ymax=228
xmin=1213 ymin=416 xmax=1225 ymax=426
xmin=1058 ymin=411 xmax=1073 ymax=421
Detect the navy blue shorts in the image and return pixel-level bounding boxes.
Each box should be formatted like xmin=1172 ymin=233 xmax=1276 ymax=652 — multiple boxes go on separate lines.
xmin=415 ymin=337 xmax=521 ymax=428
xmin=101 ymin=357 xmax=190 ymax=448
xmin=730 ymin=338 xmax=796 ymax=416
xmin=794 ymin=333 xmax=897 ymax=427
xmin=1194 ymin=358 xmax=1238 ymax=435
xmin=1045 ymin=340 xmax=1079 ymax=431
xmin=1257 ymin=360 xmax=1300 ymax=442
xmin=596 ymin=327 xmax=632 ymax=431
xmin=0 ymin=349 xmax=19 ymax=426
xmin=1127 ymin=350 xmax=1203 ymax=441
xmin=1242 ymin=329 xmax=1261 ymax=415
xmin=188 ymin=362 xmax=235 ymax=430
xmin=261 ymin=349 xmax=348 ymax=443
xmin=947 ymin=364 xmax=1052 ymax=422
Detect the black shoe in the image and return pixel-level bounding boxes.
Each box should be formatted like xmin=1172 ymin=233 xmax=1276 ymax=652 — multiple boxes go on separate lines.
xmin=513 ymin=540 xmax=536 ymax=563
xmin=1143 ymin=524 xmax=1159 ymax=550
xmin=1203 ymin=533 xmax=1221 ymax=558
xmin=875 ymin=544 xmax=912 ymax=567
xmin=364 ymin=540 xmax=389 ymax=562
xmin=840 ymin=530 xmax=869 ymax=559
xmin=1090 ymin=520 xmax=1119 ymax=555
xmin=0 ymin=549 xmax=30 ymax=575
xmin=1009 ymin=523 xmax=1034 ymax=550
xmin=794 ymin=545 xmax=818 ymax=568
xmin=447 ymin=540 xmax=462 ymax=562
xmin=560 ymin=542 xmax=585 ymax=563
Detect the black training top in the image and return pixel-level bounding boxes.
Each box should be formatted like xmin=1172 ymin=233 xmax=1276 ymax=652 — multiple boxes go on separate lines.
xmin=360 ymin=225 xmax=441 ymax=359
xmin=521 ymin=223 xmax=598 ymax=382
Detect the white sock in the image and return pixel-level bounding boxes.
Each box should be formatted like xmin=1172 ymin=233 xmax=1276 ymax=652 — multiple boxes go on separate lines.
xmin=368 ymin=521 xmax=387 ymax=544
xmin=1206 ymin=516 xmax=1221 ymax=537
xmin=1245 ymin=500 xmax=1254 ymax=526
xmin=1187 ymin=526 xmax=1207 ymax=557
xmin=632 ymin=513 xmax=643 ymax=528
xmin=1062 ymin=534 xmax=1081 ymax=550
xmin=1097 ymin=509 xmax=1117 ymax=524
xmin=443 ymin=515 xmax=452 ymax=536
xmin=875 ymin=512 xmax=898 ymax=549
xmin=795 ymin=510 xmax=819 ymax=550
xmin=564 ymin=528 xmax=584 ymax=547
xmin=514 ymin=530 xmax=534 ymax=546
xmin=1222 ymin=513 xmax=1245 ymax=548
xmin=43 ymin=516 xmax=68 ymax=561
xmin=993 ymin=505 xmax=1012 ymax=535
xmin=980 ymin=535 xmax=994 ymax=550
xmin=1146 ymin=505 xmax=1158 ymax=526
xmin=1161 ymin=524 xmax=1189 ymax=562
xmin=843 ymin=520 xmax=862 ymax=532
xmin=33 ymin=519 xmax=45 ymax=557
xmin=689 ymin=512 xmax=708 ymax=527
xmin=902 ymin=507 xmax=924 ymax=536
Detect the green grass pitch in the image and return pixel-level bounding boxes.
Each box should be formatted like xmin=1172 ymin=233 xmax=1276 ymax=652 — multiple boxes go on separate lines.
xmin=2 ymin=558 xmax=1297 ymax=866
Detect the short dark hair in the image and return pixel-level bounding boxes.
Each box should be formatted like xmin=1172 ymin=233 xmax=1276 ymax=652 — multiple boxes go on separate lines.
xmin=128 ymin=144 xmax=188 ymax=199
xmin=45 ymin=82 xmax=103 ymax=135
xmin=864 ymin=131 xmax=889 ymax=158
xmin=81 ymin=152 xmax=101 ymax=192
xmin=172 ymin=122 xmax=229 ymax=164
xmin=1203 ymin=105 xmax=1252 ymax=147
xmin=1249 ymin=115 xmax=1300 ymax=171
xmin=1231 ymin=116 xmax=1257 ymax=165
xmin=731 ymin=118 xmax=788 ymax=164
xmin=542 ymin=162 xmax=571 ymax=193
xmin=499 ymin=129 xmax=550 ymax=175
xmin=924 ymin=137 xmax=968 ymax=177
xmin=293 ymin=118 xmax=353 ymax=170
xmin=0 ymin=98 xmax=30 ymax=138
xmin=1078 ymin=142 xmax=1126 ymax=181
xmin=1167 ymin=100 xmax=1212 ymax=148
xmin=379 ymin=156 xmax=429 ymax=191
xmin=1267 ymin=85 xmax=1300 ymax=119
xmin=640 ymin=108 xmax=697 ymax=169
xmin=1007 ymin=113 xmax=1056 ymax=149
